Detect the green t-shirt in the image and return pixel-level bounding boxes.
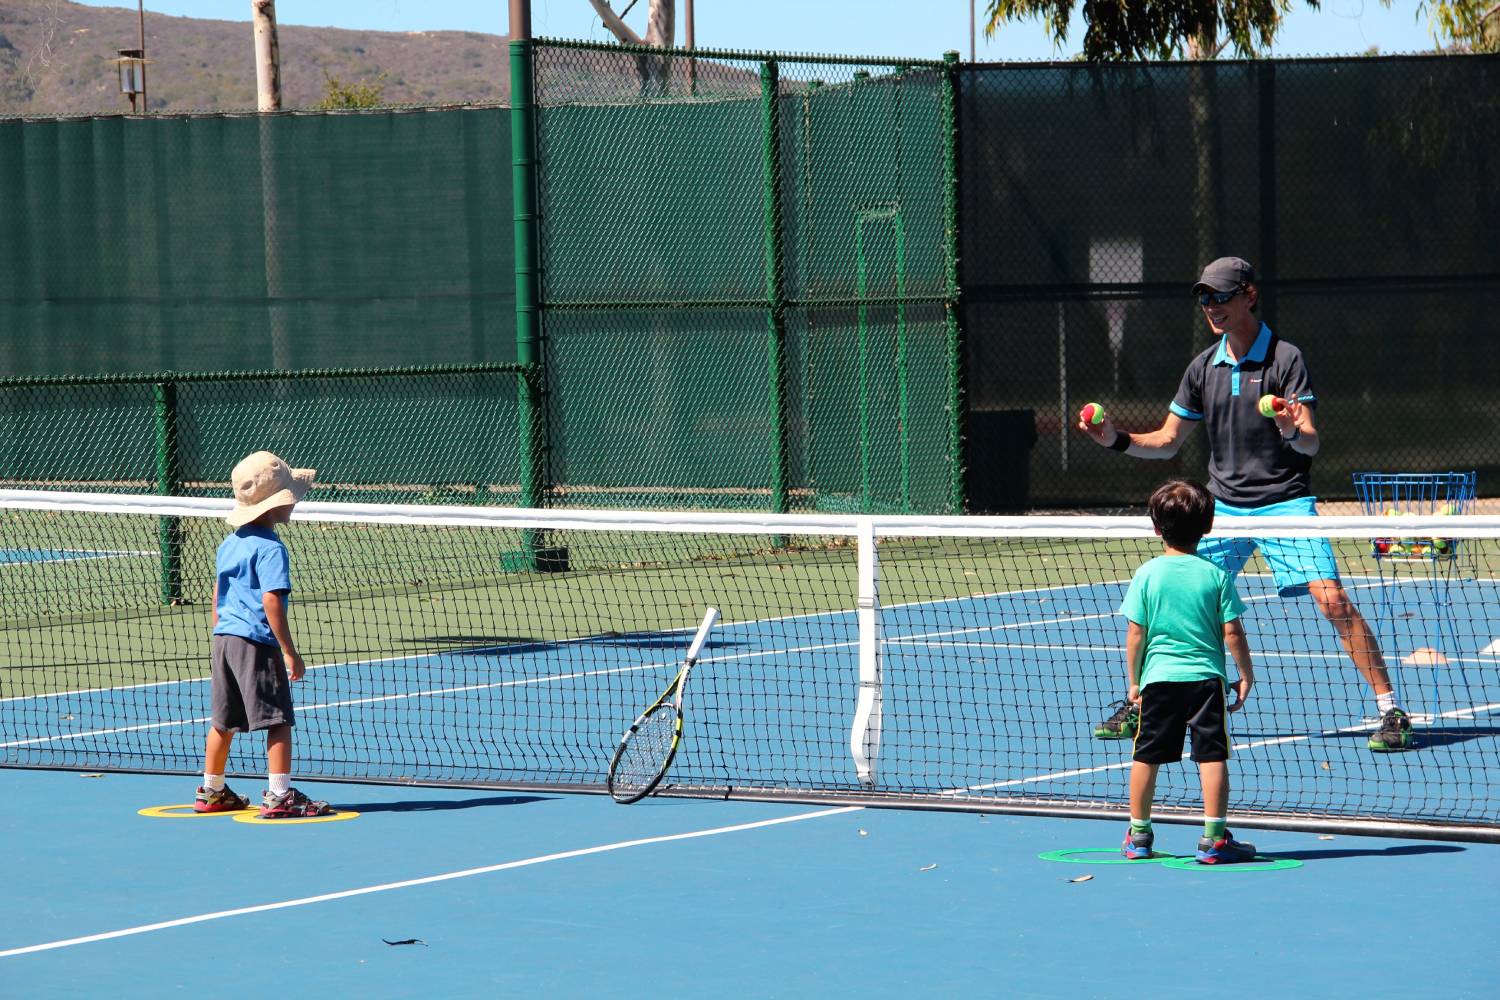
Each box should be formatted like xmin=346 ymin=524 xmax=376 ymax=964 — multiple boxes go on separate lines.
xmin=1120 ymin=553 xmax=1246 ymax=688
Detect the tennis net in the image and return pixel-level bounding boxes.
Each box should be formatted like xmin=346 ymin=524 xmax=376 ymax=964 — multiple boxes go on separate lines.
xmin=2 ymin=490 xmax=1497 ymax=841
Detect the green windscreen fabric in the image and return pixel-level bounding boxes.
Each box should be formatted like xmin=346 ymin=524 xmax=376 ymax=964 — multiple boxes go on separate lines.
xmin=960 ymin=55 xmax=1499 ymax=508
xmin=0 ymin=106 xmax=515 ymax=375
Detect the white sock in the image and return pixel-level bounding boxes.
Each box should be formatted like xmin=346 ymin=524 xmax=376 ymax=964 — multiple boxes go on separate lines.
xmin=203 ymin=773 xmax=225 ymax=792
xmin=268 ymin=773 xmax=291 ymax=796
xmin=1376 ymin=692 xmax=1398 ymax=714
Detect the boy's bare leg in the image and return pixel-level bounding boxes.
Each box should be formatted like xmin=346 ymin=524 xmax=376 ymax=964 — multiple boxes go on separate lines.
xmin=1198 ymin=760 xmax=1228 ymax=820
xmin=203 ymin=726 xmax=233 ymax=775
xmin=1129 ymin=761 xmax=1160 ymax=820
xmin=266 ymin=723 xmax=291 ymax=775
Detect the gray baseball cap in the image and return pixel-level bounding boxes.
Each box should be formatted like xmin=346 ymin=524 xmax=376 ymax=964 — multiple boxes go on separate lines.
xmin=1193 ymin=256 xmax=1255 ymax=294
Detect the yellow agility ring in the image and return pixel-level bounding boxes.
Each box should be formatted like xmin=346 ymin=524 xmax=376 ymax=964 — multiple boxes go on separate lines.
xmin=138 ymin=804 xmax=252 ymax=819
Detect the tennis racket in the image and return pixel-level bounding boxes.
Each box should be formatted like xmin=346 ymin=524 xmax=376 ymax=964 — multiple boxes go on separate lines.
xmin=607 ymin=607 xmax=719 ymax=804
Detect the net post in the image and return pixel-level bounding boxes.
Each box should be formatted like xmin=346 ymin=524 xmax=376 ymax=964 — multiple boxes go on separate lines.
xmin=849 ymin=516 xmax=883 ymax=787
xmin=152 ymin=379 xmax=182 ymax=604
xmin=941 ymin=51 xmax=966 ymax=514
xmin=760 ymin=59 xmax=790 ymax=518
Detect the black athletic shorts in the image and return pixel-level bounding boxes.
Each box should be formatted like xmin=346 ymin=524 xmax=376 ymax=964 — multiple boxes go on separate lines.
xmin=1132 ymin=678 xmax=1229 ymax=765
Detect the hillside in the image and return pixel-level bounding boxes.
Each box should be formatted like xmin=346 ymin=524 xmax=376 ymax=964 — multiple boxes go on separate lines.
xmin=0 ymin=0 xmax=510 ymax=115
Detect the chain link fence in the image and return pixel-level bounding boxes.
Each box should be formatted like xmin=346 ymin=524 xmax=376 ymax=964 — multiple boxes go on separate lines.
xmin=533 ymin=40 xmax=961 ymax=512
xmin=0 ymin=365 xmax=526 ymax=502
xmin=961 ymin=55 xmax=1499 ymax=509
xmin=0 ymin=52 xmax=1494 ymax=513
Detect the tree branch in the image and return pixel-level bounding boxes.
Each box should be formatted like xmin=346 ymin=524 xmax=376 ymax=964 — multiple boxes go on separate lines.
xmin=586 ymin=0 xmax=645 ymax=45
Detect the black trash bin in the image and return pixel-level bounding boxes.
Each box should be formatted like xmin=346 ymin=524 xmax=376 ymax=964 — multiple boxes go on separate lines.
xmin=966 ymin=409 xmax=1037 ymax=511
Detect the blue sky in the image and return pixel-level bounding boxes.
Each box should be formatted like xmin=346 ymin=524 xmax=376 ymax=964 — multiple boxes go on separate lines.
xmin=78 ymin=0 xmax=1443 ymax=59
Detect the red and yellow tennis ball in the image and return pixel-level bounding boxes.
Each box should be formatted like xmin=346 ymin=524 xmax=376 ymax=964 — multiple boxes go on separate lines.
xmin=1257 ymin=394 xmax=1288 ymax=419
xmin=1079 ymin=402 xmax=1106 ymax=426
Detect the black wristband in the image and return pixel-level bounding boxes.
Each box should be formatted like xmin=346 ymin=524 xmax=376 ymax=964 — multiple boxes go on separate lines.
xmin=1108 ymin=431 xmax=1131 ymax=452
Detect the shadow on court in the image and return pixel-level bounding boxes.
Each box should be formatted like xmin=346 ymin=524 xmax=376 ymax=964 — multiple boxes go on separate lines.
xmin=333 ymin=794 xmax=553 ymax=813
xmin=1271 ymin=843 xmax=1467 ymax=861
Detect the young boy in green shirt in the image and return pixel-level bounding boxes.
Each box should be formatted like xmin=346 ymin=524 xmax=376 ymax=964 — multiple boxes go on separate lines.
xmin=1119 ymin=478 xmax=1256 ymax=864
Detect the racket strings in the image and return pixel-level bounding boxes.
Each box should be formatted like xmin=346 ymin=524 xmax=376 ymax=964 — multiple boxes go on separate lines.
xmin=612 ymin=709 xmax=679 ymax=792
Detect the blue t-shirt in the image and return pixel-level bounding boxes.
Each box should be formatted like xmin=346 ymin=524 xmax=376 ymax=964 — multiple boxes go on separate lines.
xmin=212 ymin=525 xmax=292 ymax=647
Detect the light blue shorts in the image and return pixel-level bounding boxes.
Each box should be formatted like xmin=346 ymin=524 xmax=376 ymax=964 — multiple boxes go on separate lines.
xmin=1197 ymin=495 xmax=1340 ymax=597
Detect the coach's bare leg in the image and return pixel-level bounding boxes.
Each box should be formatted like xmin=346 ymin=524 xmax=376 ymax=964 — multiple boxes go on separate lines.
xmin=1307 ymin=579 xmax=1393 ymax=695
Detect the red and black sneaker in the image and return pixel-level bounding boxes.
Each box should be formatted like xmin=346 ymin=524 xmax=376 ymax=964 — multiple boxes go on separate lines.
xmin=194 ymin=784 xmax=251 ymax=813
xmin=259 ymin=788 xmax=334 ymax=819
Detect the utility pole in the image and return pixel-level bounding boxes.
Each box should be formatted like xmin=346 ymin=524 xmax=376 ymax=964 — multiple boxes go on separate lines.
xmin=252 ymin=0 xmax=282 ymax=111
xmin=137 ymin=0 xmax=148 ymax=109
xmin=685 ymin=0 xmax=695 ymax=95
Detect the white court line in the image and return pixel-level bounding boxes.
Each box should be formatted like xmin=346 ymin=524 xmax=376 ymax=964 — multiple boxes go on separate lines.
xmin=0 ymin=805 xmax=861 ymax=959
xmin=943 ymin=699 xmax=1500 ymax=795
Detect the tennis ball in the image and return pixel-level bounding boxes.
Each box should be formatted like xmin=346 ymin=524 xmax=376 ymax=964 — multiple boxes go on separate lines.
xmin=1257 ymin=394 xmax=1286 ymax=419
xmin=1384 ymin=507 xmax=1402 ymax=517
xmin=1439 ymin=503 xmax=1459 ymax=516
xmin=1432 ymin=537 xmax=1452 ymax=554
xmin=1079 ymin=402 xmax=1106 ymax=426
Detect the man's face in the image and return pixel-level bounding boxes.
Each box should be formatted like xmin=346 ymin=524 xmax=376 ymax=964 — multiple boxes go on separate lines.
xmin=1199 ymin=284 xmax=1256 ymax=336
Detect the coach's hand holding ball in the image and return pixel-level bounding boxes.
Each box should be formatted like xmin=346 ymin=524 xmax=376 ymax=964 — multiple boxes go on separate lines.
xmin=1078 ymin=402 xmax=1125 ymax=450
xmin=1259 ymin=393 xmax=1304 ymax=443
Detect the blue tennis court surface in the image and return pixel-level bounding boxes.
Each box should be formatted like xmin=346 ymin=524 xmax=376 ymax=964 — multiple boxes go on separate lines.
xmin=2 ymin=768 xmax=1497 ymax=998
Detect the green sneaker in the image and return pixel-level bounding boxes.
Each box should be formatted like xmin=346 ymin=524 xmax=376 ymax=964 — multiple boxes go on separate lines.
xmin=1093 ymin=700 xmax=1139 ymax=740
xmin=1368 ymin=708 xmax=1414 ymax=751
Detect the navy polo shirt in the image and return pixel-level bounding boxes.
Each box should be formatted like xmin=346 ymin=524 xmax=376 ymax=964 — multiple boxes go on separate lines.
xmin=1169 ymin=322 xmax=1317 ymax=508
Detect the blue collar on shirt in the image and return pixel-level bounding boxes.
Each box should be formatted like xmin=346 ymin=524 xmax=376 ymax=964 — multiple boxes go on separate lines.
xmin=1211 ymin=322 xmax=1273 ymax=368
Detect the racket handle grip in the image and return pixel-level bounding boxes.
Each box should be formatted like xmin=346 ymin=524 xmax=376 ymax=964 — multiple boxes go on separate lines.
xmin=685 ymin=607 xmax=719 ymax=662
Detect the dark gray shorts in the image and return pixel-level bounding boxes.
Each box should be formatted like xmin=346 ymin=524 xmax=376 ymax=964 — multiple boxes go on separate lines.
xmin=211 ymin=634 xmax=295 ymax=733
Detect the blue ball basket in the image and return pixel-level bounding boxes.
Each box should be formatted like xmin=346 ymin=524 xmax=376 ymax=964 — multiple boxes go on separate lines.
xmin=1352 ymin=471 xmax=1476 ymax=562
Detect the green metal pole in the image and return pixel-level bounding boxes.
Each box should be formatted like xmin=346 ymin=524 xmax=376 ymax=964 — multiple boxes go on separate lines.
xmin=941 ymin=51 xmax=966 ymax=514
xmin=511 ymin=31 xmax=544 ymax=513
xmin=760 ymin=60 xmax=790 ymax=515
xmin=855 ymin=216 xmax=872 ymax=512
xmin=894 ymin=212 xmax=909 ymax=513
xmin=153 ymin=380 xmax=182 ymax=604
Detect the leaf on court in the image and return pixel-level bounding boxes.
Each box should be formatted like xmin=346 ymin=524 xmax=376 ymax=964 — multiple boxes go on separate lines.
xmin=919 ymin=863 xmax=938 ymax=872
xmin=1065 ymin=874 xmax=1094 ymax=883
xmin=382 ymin=938 xmax=427 ymax=947
xmin=80 ymin=772 xmax=104 ymax=778
xmin=1318 ymin=835 xmax=1335 ymax=841
xmin=1320 ymin=761 xmax=1332 ymax=770
xmin=857 ymin=828 xmax=868 ymax=837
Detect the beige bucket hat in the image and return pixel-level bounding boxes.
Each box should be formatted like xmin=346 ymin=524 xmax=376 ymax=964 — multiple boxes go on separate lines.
xmin=226 ymin=451 xmax=316 ymax=528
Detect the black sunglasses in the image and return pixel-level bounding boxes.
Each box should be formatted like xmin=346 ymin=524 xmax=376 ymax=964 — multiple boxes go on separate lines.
xmin=1198 ymin=286 xmax=1246 ymax=307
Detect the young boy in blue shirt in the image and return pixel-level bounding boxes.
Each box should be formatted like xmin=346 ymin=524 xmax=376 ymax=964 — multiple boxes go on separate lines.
xmin=194 ymin=451 xmax=331 ymax=818
xmin=1119 ymin=478 xmax=1256 ymax=863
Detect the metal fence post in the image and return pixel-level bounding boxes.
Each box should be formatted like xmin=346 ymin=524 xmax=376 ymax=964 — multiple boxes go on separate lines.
xmin=153 ymin=379 xmax=182 ymax=604
xmin=760 ymin=59 xmax=790 ymax=515
xmin=941 ymin=51 xmax=966 ymax=514
xmin=511 ymin=16 xmax=545 ymax=515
